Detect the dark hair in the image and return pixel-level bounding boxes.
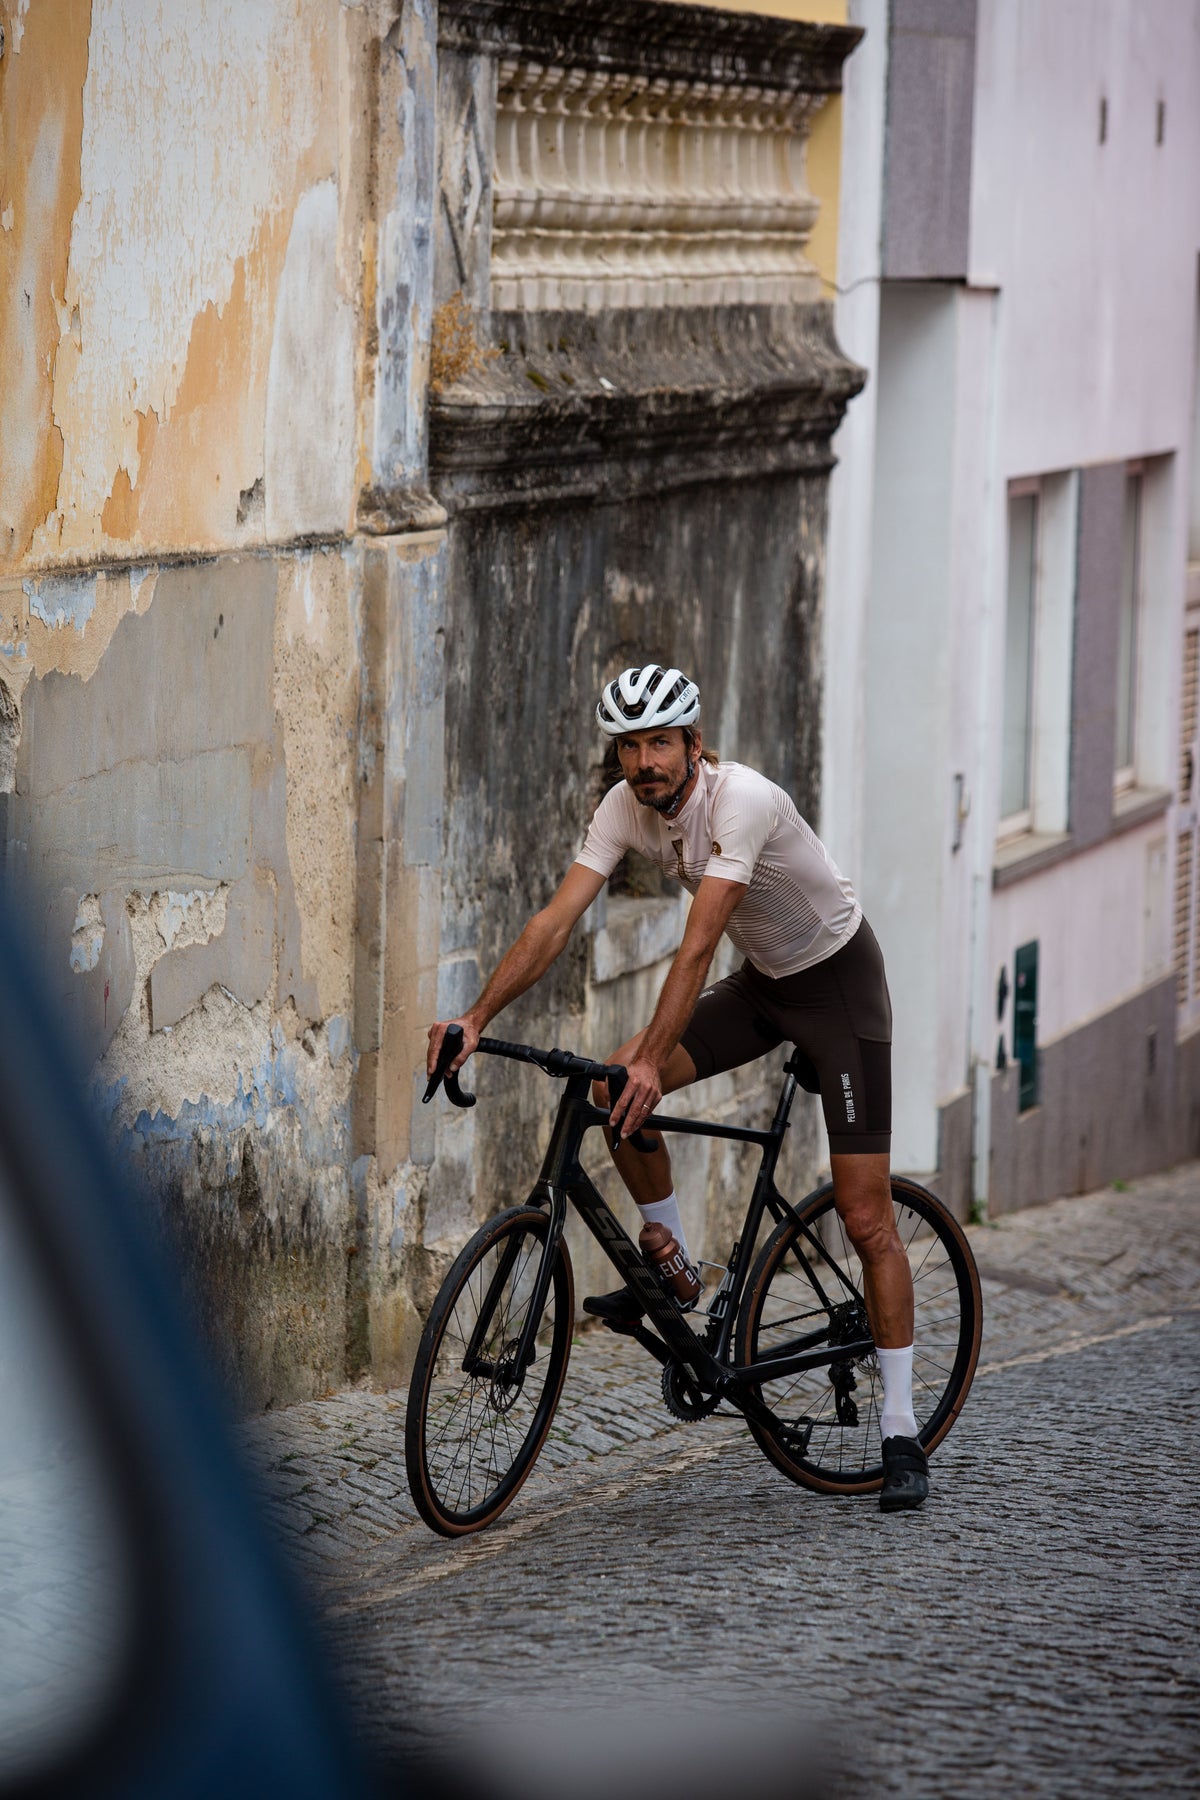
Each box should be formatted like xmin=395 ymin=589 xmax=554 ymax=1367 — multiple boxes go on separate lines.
xmin=683 ymin=726 xmax=720 ymax=767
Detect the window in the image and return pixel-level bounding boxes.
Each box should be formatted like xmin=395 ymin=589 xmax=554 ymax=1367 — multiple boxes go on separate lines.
xmin=1115 ymin=467 xmax=1143 ymax=788
xmin=1000 ymin=488 xmax=1038 ymax=830
xmin=997 ymin=472 xmax=1077 ymax=849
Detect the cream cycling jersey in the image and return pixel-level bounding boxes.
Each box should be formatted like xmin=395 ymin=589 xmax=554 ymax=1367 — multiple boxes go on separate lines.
xmin=576 ymin=759 xmax=861 ymax=980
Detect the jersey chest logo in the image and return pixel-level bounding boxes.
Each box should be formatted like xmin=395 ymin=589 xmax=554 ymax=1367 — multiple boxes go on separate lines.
xmin=671 ymin=837 xmax=686 ymax=880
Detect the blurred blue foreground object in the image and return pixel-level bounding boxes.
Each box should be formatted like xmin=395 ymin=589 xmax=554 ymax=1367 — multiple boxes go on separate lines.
xmin=0 ymin=892 xmax=382 ymax=1800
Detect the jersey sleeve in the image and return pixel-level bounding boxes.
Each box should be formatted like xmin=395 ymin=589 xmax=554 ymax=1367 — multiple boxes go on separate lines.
xmin=575 ymin=784 xmax=635 ymax=878
xmin=704 ymin=769 xmax=774 ymax=884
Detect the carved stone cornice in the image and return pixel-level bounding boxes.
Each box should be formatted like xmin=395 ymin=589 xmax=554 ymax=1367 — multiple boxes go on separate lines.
xmin=435 ymin=0 xmax=863 ymax=315
xmin=437 ymin=0 xmax=862 ymax=94
xmin=430 ymin=304 xmax=865 ymax=512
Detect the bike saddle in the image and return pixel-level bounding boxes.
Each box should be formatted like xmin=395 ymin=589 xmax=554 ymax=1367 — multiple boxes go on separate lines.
xmin=783 ymin=1047 xmax=821 ymax=1095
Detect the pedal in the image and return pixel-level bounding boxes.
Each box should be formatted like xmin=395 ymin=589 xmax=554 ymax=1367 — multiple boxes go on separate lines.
xmin=596 ymin=1314 xmax=642 ymax=1338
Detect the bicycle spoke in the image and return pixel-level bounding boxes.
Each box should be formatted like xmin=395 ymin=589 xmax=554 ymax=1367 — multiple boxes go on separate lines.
xmin=407 ymin=1211 xmax=574 ymax=1534
xmin=737 ymin=1180 xmax=981 ymax=1494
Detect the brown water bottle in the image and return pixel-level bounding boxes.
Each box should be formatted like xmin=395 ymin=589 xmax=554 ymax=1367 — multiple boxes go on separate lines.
xmin=638 ymin=1222 xmax=702 ymax=1307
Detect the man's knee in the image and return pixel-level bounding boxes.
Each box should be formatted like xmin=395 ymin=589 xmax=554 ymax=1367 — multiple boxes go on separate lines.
xmin=833 ymin=1165 xmax=898 ymax=1260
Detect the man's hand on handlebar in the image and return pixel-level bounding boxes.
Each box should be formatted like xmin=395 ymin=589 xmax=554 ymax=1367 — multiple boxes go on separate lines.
xmin=608 ymin=1052 xmax=664 ymax=1142
xmin=427 ymin=1016 xmax=479 ymax=1078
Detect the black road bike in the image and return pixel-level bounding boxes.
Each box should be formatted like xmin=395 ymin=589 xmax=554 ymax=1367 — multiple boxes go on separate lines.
xmin=405 ymin=1027 xmax=982 ymax=1537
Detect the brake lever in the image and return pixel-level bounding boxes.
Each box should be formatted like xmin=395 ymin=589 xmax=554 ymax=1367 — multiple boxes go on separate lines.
xmin=605 ymin=1066 xmax=658 ymax=1155
xmin=422 ymin=1024 xmax=477 ymax=1109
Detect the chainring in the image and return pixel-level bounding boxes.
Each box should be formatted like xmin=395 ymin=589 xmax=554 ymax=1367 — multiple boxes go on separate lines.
xmin=661 ymin=1360 xmax=721 ymax=1422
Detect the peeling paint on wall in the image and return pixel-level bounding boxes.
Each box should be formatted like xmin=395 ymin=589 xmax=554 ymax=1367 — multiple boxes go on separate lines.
xmin=0 ymin=0 xmax=430 ymax=1405
xmin=4 ymin=0 xmax=347 ymax=571
xmin=0 ymin=564 xmax=158 ymax=693
xmin=0 ymin=0 xmax=92 ymax=566
xmin=0 ymin=674 xmax=20 ymax=791
xmin=24 ymin=571 xmax=97 ymax=632
xmin=69 ymin=891 xmax=104 ymax=971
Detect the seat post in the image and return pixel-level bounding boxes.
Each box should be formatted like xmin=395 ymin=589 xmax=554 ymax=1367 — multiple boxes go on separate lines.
xmin=769 ymin=1064 xmax=800 ymax=1135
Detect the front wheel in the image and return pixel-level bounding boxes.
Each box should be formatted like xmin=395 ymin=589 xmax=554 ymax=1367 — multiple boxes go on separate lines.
xmin=735 ymin=1177 xmax=981 ymax=1494
xmin=405 ymin=1207 xmax=574 ymax=1535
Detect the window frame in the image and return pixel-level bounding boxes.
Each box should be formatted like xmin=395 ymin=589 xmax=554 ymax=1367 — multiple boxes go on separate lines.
xmin=997 ymin=477 xmax=1041 ymax=841
xmin=1114 ymin=461 xmax=1145 ymax=794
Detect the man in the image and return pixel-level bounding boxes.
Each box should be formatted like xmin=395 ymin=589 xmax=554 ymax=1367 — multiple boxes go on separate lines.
xmin=427 ymin=664 xmax=928 ymax=1511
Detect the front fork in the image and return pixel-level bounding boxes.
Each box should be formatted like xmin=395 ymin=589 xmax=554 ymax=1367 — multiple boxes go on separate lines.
xmin=461 ymin=1182 xmax=565 ymax=1379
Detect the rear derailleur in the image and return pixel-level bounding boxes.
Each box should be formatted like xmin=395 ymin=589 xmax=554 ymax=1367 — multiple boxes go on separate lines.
xmin=828 ymin=1300 xmax=871 ymax=1428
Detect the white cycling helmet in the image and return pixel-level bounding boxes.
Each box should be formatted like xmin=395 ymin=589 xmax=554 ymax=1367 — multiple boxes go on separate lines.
xmin=596 ymin=665 xmax=700 ymax=736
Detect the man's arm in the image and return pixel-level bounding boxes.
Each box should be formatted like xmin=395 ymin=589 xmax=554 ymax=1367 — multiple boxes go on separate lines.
xmin=608 ymin=874 xmax=747 ymax=1137
xmin=426 ymin=862 xmax=607 ymax=1074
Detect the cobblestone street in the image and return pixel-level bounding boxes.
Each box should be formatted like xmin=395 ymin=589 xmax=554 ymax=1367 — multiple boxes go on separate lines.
xmin=241 ymin=1165 xmax=1200 ymax=1796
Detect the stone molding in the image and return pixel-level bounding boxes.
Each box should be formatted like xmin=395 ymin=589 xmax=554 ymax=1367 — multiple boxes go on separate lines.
xmin=430 ymin=303 xmax=865 ymax=511
xmin=437 ymin=0 xmax=862 ymax=314
xmin=438 ymin=1 xmax=861 ymax=93
xmin=491 ymin=60 xmax=822 ymax=311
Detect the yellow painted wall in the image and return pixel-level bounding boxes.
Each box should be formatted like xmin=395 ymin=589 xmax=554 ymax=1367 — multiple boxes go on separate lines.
xmin=663 ymin=0 xmax=850 ymax=296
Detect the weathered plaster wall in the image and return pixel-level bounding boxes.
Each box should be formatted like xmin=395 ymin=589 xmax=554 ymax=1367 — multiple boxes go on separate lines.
xmin=3 ymin=548 xmax=362 ymax=1404
xmin=2 ymin=0 xmax=859 ymax=1404
xmin=0 ymin=0 xmax=442 ymax=1407
xmin=2 ymin=0 xmax=359 ymax=575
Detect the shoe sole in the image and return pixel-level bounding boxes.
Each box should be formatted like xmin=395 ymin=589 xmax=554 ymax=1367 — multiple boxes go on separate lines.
xmin=879 ymin=1484 xmax=929 ymax=1513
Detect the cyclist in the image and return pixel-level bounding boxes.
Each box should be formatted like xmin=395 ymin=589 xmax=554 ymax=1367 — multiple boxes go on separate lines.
xmin=427 ymin=665 xmax=928 ymax=1511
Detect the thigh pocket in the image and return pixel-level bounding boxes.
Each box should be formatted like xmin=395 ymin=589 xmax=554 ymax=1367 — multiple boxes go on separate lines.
xmin=855 ymin=1037 xmax=892 ymax=1136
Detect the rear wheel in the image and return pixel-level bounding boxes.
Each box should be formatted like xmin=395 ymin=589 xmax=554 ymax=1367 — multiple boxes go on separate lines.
xmin=405 ymin=1207 xmax=574 ymax=1535
xmin=735 ymin=1177 xmax=981 ymax=1494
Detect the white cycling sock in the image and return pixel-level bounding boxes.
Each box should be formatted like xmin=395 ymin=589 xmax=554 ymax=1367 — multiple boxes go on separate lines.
xmin=876 ymin=1345 xmax=918 ymax=1442
xmin=638 ymin=1193 xmax=692 ymax=1265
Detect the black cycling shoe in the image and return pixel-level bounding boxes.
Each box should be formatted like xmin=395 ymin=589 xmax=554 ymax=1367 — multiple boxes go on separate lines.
xmin=582 ymin=1282 xmax=702 ymax=1323
xmin=582 ymin=1287 xmax=645 ymax=1324
xmin=879 ymin=1434 xmax=930 ymax=1512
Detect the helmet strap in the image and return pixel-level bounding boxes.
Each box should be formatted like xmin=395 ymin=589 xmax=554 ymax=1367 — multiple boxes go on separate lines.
xmin=659 ymin=755 xmax=695 ymax=818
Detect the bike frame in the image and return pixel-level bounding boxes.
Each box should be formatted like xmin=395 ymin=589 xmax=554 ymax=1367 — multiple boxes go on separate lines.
xmin=489 ymin=1052 xmax=874 ymax=1437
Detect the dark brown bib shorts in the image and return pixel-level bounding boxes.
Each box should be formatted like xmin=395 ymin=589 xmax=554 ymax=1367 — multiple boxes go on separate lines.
xmin=679 ymin=917 xmax=893 ymax=1156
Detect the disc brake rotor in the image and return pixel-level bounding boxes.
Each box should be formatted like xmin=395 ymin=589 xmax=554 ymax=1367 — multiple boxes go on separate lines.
xmin=487 ymin=1341 xmax=524 ymax=1414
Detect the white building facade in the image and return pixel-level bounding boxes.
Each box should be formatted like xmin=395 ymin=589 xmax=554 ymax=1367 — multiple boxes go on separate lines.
xmin=824 ymin=0 xmax=1200 ymax=1215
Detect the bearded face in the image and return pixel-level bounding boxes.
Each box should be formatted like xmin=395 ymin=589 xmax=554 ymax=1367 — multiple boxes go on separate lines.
xmin=616 ymin=727 xmax=697 ymax=817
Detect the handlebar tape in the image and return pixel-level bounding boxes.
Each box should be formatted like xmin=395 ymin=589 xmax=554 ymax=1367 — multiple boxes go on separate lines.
xmin=605 ymin=1066 xmax=659 ymax=1156
xmin=422 ymin=1024 xmax=477 ymax=1109
xmin=424 ymin=1030 xmax=653 ymax=1143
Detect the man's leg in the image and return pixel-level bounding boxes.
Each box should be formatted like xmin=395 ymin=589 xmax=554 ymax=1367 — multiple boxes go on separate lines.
xmin=596 ymin=1034 xmax=698 ymax=1207
xmin=828 ymin=1152 xmax=912 ymax=1348
xmin=830 ymin=1150 xmax=927 ymax=1509
xmin=585 ymin=1037 xmax=699 ymax=1310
